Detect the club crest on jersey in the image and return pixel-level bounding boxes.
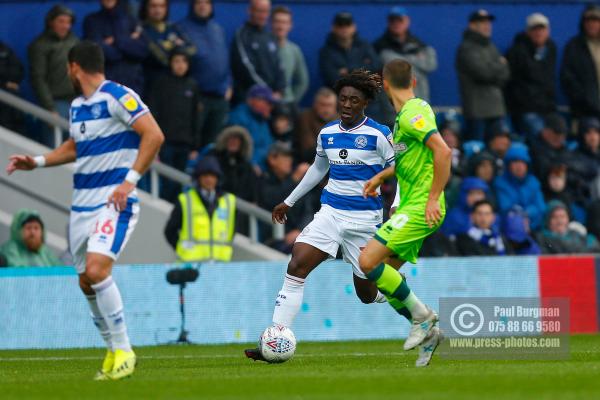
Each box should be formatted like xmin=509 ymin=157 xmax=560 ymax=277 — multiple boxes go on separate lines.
xmin=354 ymin=135 xmax=368 ymax=149
xmin=328 ymin=137 xmax=334 ymax=145
xmin=91 ymin=103 xmax=102 ymax=119
xmin=394 ymin=142 xmax=408 ymax=154
xmin=80 ymin=122 xmax=86 ymax=134
xmin=339 ymin=149 xmax=348 ymax=159
xmin=410 ymin=114 xmax=426 ymax=130
xmin=119 ymin=93 xmax=139 ymax=112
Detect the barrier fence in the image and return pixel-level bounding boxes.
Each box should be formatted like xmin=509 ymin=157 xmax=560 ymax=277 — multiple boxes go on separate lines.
xmin=1 ymin=255 xmax=598 ymax=350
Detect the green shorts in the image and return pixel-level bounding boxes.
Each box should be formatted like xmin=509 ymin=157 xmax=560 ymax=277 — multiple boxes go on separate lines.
xmin=374 ymin=202 xmax=445 ymax=264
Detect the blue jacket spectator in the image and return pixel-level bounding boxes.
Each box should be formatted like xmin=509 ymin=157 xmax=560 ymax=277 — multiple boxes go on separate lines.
xmin=441 ymin=177 xmax=490 ymax=237
xmin=178 ymin=0 xmax=231 ymax=147
xmin=501 ymin=206 xmax=541 ymax=255
xmin=230 ymin=0 xmax=285 ymax=104
xmin=83 ymin=0 xmax=149 ymax=96
xmin=139 ymin=0 xmax=195 ymax=88
xmin=228 ymin=85 xmax=275 ymax=170
xmin=494 ymin=144 xmax=546 ymax=231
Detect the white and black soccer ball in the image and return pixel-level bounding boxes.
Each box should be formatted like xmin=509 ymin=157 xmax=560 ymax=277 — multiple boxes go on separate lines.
xmin=259 ymin=325 xmax=296 ymax=363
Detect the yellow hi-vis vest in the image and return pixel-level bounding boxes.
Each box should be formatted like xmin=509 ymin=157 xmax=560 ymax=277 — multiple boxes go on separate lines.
xmin=176 ymin=189 xmax=236 ymax=262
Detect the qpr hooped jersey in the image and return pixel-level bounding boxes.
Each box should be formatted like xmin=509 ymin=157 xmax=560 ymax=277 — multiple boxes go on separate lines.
xmin=316 ymin=117 xmax=395 ymax=223
xmin=69 ymin=80 xmax=149 ymax=213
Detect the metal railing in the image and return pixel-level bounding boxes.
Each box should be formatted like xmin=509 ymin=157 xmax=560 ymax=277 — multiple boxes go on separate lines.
xmin=0 ymin=88 xmax=284 ymax=242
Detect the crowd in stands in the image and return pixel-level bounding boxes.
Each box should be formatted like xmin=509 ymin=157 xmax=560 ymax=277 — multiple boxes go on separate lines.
xmin=1 ymin=0 xmax=600 ymax=260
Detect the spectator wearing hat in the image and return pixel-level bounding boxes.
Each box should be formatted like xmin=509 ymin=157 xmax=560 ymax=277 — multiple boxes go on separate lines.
xmin=228 ymin=84 xmax=277 ymax=171
xmin=456 ymin=9 xmax=510 ymax=141
xmin=530 ymin=113 xmax=575 ymax=179
xmin=164 ymin=156 xmax=237 ymax=262
xmin=28 ymin=5 xmax=78 ymax=120
xmin=294 ymin=87 xmax=338 ymax=163
xmin=501 ymin=206 xmax=541 ymax=255
xmin=230 ymin=0 xmax=285 ymax=104
xmin=0 ymin=41 xmax=24 ymax=134
xmin=536 ymin=200 xmax=600 ymax=254
xmin=441 ymin=176 xmax=491 ymax=237
xmin=494 ymin=144 xmax=546 ymax=231
xmin=319 ymin=12 xmax=381 ymax=88
xmin=561 ymin=4 xmax=600 ymax=120
xmin=373 ymin=6 xmax=437 ymax=101
xmin=455 ymin=200 xmax=511 ymax=256
xmin=270 ymin=103 xmax=294 ymax=148
xmin=177 ymin=0 xmax=231 ymax=147
xmin=83 ymin=0 xmax=149 ymax=96
xmin=485 ymin=120 xmax=512 ymax=175
xmin=271 ymin=6 xmax=309 ymax=106
xmin=259 ymin=143 xmax=311 ymax=253
xmin=571 ymin=117 xmax=600 ymax=199
xmin=139 ymin=0 xmax=195 ymax=90
xmin=505 ymin=13 xmax=557 ymax=137
xmin=0 ymin=209 xmax=61 ymax=267
xmin=467 ymin=151 xmax=497 ymax=186
xmin=147 ymin=48 xmax=200 ymax=202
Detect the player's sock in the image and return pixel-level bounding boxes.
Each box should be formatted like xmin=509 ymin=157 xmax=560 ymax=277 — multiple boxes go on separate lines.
xmin=85 ymin=294 xmax=112 ymax=349
xmin=91 ymin=276 xmax=132 ymax=352
xmin=382 ymin=293 xmax=413 ymax=321
xmin=366 ymin=264 xmax=428 ymax=320
xmin=272 ymin=273 xmax=305 ymax=327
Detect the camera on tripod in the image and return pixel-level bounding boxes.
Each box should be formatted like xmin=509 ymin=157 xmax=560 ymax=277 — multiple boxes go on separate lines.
xmin=166 ymin=266 xmax=199 ymax=344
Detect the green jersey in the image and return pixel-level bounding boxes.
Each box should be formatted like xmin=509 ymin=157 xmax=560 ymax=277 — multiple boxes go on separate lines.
xmin=392 ymin=98 xmax=441 ymax=207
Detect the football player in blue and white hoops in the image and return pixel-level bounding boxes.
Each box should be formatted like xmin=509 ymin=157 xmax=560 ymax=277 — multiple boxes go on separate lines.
xmin=6 ymin=41 xmax=164 ymax=380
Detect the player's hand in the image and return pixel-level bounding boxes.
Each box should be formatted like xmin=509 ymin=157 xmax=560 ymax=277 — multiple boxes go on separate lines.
xmin=363 ymin=175 xmax=383 ymax=198
xmin=425 ymin=198 xmax=442 ymax=228
xmin=272 ymin=202 xmax=290 ymax=224
xmin=108 ymin=181 xmax=135 ymax=212
xmin=6 ymin=155 xmax=36 ymax=175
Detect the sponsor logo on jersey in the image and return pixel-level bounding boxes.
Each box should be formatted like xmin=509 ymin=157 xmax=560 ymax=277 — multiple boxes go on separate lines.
xmin=410 ymin=114 xmax=425 ymax=130
xmin=328 ymin=137 xmax=334 ymax=145
xmin=354 ymin=135 xmax=368 ymax=148
xmin=119 ymin=94 xmax=139 ymax=112
xmin=91 ymin=103 xmax=102 ymax=119
xmin=394 ymin=142 xmax=408 ymax=154
xmin=339 ymin=149 xmax=348 ymax=159
xmin=386 ymin=133 xmax=394 ymax=143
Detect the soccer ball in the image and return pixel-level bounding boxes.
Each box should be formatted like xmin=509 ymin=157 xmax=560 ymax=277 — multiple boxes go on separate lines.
xmin=259 ymin=325 xmax=296 ymax=363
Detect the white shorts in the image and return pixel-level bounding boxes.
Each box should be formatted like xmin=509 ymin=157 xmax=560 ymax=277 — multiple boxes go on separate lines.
xmin=295 ymin=207 xmax=379 ymax=279
xmin=69 ymin=202 xmax=140 ymax=274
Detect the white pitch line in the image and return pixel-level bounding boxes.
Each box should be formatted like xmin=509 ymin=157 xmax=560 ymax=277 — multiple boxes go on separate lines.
xmin=0 ymin=352 xmax=407 ymax=362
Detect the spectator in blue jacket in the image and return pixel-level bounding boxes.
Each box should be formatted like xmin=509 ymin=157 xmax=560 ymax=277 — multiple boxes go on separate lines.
xmin=231 ymin=0 xmax=285 ymax=104
xmin=501 ymin=206 xmax=541 ymax=255
xmin=83 ymin=0 xmax=149 ymax=96
xmin=228 ymin=85 xmax=276 ymax=172
xmin=494 ymin=144 xmax=546 ymax=231
xmin=139 ymin=0 xmax=195 ymax=89
xmin=441 ymin=176 xmax=490 ymax=237
xmin=178 ymin=0 xmax=231 ymax=147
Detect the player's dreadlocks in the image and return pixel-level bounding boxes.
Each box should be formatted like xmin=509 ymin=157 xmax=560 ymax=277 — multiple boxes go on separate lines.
xmin=333 ymin=69 xmax=382 ymax=101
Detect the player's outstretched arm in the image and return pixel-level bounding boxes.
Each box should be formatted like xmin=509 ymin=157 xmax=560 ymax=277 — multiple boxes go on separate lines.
xmin=108 ymin=113 xmax=164 ymax=211
xmin=363 ymin=166 xmax=395 ymax=198
xmin=424 ymin=133 xmax=452 ymax=227
xmin=6 ymin=138 xmax=77 ymax=175
xmin=272 ymin=155 xmax=330 ymax=224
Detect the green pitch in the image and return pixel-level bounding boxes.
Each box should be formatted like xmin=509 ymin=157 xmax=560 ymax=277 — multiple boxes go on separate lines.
xmin=1 ymin=336 xmax=599 ymax=399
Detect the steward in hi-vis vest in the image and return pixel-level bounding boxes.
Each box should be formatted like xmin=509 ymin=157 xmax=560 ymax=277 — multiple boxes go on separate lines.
xmin=164 ymin=156 xmax=236 ymax=262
